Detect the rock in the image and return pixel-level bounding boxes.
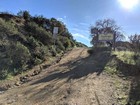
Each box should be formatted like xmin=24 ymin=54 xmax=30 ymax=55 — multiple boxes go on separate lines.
xmin=6 ymin=84 xmax=11 ymax=89
xmin=15 ymin=82 xmax=21 ymax=86
xmin=0 ymin=91 xmax=4 ymax=94
xmin=33 ymin=70 xmax=41 ymax=76
xmin=25 ymin=74 xmax=30 ymax=77
xmin=42 ymin=64 xmax=51 ymax=69
xmin=7 ymin=99 xmax=16 ymax=104
xmin=20 ymin=76 xmax=28 ymax=83
xmin=67 ymin=89 xmax=71 ymax=94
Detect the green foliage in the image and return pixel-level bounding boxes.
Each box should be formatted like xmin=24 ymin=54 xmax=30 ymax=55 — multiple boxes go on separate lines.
xmin=70 ymin=40 xmax=76 ymax=47
xmin=0 ymin=18 xmax=31 ymax=78
xmin=104 ymin=58 xmax=118 ymax=75
xmin=0 ymin=69 xmax=8 ymax=79
xmin=0 ymin=11 xmax=86 ymax=79
xmin=17 ymin=10 xmax=31 ymax=21
xmin=112 ymin=51 xmax=136 ymax=65
xmin=25 ymin=22 xmax=53 ymax=45
xmin=104 ymin=51 xmax=140 ymax=76
xmin=63 ymin=37 xmax=72 ymax=49
xmin=51 ymin=48 xmax=57 ymax=56
xmin=32 ymin=15 xmax=47 ymax=27
xmin=27 ymin=36 xmax=40 ymax=48
xmin=136 ymin=101 xmax=140 ymax=105
xmin=133 ymin=53 xmax=140 ymax=66
xmin=0 ymin=41 xmax=31 ymax=78
xmin=90 ymin=19 xmax=125 ymax=46
xmin=33 ymin=57 xmax=42 ymax=65
xmin=9 ymin=42 xmax=31 ymax=70
xmin=56 ymin=40 xmax=65 ymax=51
xmin=56 ymin=47 xmax=62 ymax=54
xmin=26 ymin=36 xmax=49 ymax=64
xmin=75 ymin=41 xmax=87 ymax=47
xmin=0 ymin=18 xmax=18 ymax=35
xmin=33 ymin=46 xmax=49 ymax=60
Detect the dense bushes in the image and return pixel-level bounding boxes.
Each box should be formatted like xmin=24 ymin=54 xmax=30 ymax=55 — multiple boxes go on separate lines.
xmin=0 ymin=18 xmax=18 ymax=35
xmin=56 ymin=40 xmax=65 ymax=51
xmin=25 ymin=22 xmax=53 ymax=45
xmin=17 ymin=10 xmax=31 ymax=21
xmin=0 ymin=40 xmax=31 ymax=79
xmin=0 ymin=12 xmax=86 ymax=79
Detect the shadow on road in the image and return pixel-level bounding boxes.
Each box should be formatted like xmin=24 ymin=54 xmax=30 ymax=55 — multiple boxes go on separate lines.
xmin=32 ymin=49 xmax=111 ymax=85
xmin=129 ymin=77 xmax=140 ymax=104
xmin=114 ymin=56 xmax=140 ymax=104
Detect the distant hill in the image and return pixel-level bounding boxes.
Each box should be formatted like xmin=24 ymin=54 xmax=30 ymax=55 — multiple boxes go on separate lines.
xmin=0 ymin=11 xmax=87 ymax=79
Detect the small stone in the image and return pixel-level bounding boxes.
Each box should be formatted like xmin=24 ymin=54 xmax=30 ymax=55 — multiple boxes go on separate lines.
xmin=15 ymin=82 xmax=21 ymax=86
xmin=0 ymin=91 xmax=4 ymax=94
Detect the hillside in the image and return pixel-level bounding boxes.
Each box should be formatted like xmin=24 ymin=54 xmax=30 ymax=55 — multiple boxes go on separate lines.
xmin=0 ymin=12 xmax=87 ymax=80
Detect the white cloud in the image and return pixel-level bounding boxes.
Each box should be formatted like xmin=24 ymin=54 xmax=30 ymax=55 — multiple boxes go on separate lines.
xmin=70 ymin=27 xmax=89 ymax=35
xmin=71 ymin=28 xmax=80 ymax=32
xmin=72 ymin=33 xmax=90 ymax=41
xmin=79 ymin=22 xmax=89 ymax=26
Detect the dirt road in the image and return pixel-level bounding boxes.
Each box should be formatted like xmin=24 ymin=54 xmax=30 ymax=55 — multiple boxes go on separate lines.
xmin=0 ymin=48 xmax=129 ymax=105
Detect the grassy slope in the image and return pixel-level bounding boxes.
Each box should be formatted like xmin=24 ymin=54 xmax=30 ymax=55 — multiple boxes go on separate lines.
xmin=104 ymin=50 xmax=140 ymax=104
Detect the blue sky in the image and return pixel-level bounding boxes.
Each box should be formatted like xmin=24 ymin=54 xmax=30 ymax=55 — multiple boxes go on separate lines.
xmin=0 ymin=0 xmax=140 ymax=46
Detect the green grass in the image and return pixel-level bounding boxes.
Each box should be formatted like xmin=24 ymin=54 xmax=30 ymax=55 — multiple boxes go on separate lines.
xmin=105 ymin=66 xmax=117 ymax=75
xmin=6 ymin=73 xmax=14 ymax=80
xmin=104 ymin=54 xmax=118 ymax=75
xmin=112 ymin=51 xmax=136 ymax=65
xmin=103 ymin=51 xmax=140 ymax=104
xmin=104 ymin=51 xmax=140 ymax=75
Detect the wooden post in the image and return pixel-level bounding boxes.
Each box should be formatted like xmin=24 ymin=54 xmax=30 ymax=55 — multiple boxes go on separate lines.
xmin=113 ymin=33 xmax=116 ymax=51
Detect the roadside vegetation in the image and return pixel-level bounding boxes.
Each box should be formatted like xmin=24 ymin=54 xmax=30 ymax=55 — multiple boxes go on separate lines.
xmin=90 ymin=19 xmax=140 ymax=104
xmin=0 ymin=11 xmax=86 ymax=80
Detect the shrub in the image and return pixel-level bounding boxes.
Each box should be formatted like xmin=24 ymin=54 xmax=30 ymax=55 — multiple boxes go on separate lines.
xmin=27 ymin=36 xmax=41 ymax=48
xmin=133 ymin=53 xmax=140 ymax=66
xmin=0 ymin=18 xmax=18 ymax=35
xmin=70 ymin=40 xmax=76 ymax=47
xmin=8 ymin=42 xmax=31 ymax=72
xmin=51 ymin=47 xmax=57 ymax=56
xmin=25 ymin=22 xmax=53 ymax=45
xmin=56 ymin=40 xmax=65 ymax=51
xmin=0 ymin=41 xmax=31 ymax=76
xmin=34 ymin=46 xmax=49 ymax=60
xmin=34 ymin=57 xmax=42 ymax=65
xmin=17 ymin=10 xmax=31 ymax=21
xmin=56 ymin=47 xmax=62 ymax=54
xmin=0 ymin=69 xmax=8 ymax=79
xmin=64 ymin=38 xmax=72 ymax=49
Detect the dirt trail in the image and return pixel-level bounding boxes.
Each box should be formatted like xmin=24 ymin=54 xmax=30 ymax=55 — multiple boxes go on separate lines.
xmin=0 ymin=48 xmax=129 ymax=105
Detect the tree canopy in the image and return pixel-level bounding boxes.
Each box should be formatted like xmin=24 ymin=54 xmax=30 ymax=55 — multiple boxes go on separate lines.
xmin=90 ymin=19 xmax=125 ymax=46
